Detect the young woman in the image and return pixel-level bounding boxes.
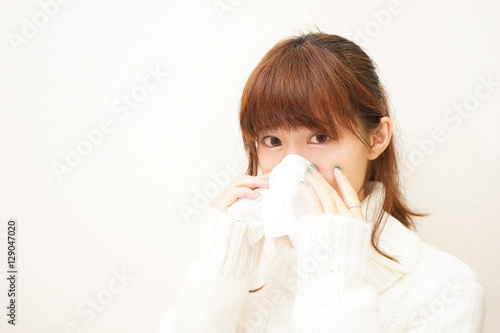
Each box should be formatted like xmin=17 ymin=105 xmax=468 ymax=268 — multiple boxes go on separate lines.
xmin=156 ymin=30 xmax=486 ymax=332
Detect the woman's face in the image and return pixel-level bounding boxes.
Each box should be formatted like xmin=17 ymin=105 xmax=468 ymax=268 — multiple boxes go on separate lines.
xmin=257 ymin=126 xmax=372 ymax=202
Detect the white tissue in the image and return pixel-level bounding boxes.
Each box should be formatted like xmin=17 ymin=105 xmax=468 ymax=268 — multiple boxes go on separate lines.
xmin=226 ymin=154 xmax=312 ymax=248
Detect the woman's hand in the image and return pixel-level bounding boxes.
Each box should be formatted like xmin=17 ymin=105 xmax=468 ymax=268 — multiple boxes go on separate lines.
xmin=298 ymin=164 xmax=365 ymax=222
xmin=210 ymin=171 xmax=271 ymax=212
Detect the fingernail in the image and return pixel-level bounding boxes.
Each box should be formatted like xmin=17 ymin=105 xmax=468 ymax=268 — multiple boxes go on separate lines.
xmin=263 ymin=178 xmax=269 ymax=182
xmin=306 ymin=163 xmax=318 ymax=174
xmin=256 ymin=191 xmax=262 ymax=196
xmin=298 ymin=180 xmax=306 ymax=186
xmin=334 ymin=166 xmax=342 ymax=175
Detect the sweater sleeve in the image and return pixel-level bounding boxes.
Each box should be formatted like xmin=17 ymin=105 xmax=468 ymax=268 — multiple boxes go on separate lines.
xmin=292 ymin=213 xmax=381 ymax=332
xmin=291 ymin=213 xmax=487 ymax=333
xmin=155 ymin=206 xmax=265 ymax=333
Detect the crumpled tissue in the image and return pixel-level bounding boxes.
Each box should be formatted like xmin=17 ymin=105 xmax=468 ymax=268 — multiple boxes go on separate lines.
xmin=226 ymin=153 xmax=312 ymax=248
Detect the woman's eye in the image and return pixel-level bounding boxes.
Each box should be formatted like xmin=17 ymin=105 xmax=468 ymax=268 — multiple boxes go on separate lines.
xmin=310 ymin=134 xmax=330 ymax=144
xmin=262 ymin=136 xmax=281 ymax=147
xmin=261 ymin=134 xmax=329 ymax=147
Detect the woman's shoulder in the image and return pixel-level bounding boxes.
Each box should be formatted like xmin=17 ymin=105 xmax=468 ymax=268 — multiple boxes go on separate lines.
xmin=373 ymin=211 xmax=480 ymax=285
xmin=390 ymin=236 xmax=487 ymax=332
xmin=369 ymin=212 xmax=483 ymax=298
xmin=416 ymin=240 xmax=481 ymax=284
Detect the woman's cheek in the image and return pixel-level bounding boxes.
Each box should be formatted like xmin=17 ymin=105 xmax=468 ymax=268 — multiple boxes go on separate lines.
xmin=258 ymin=154 xmax=280 ymax=174
xmin=316 ymin=165 xmax=338 ymax=189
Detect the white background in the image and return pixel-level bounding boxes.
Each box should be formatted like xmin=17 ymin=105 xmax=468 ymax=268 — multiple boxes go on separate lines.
xmin=1 ymin=0 xmax=499 ymax=332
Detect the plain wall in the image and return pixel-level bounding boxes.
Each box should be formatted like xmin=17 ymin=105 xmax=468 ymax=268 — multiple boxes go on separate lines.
xmin=0 ymin=0 xmax=499 ymax=332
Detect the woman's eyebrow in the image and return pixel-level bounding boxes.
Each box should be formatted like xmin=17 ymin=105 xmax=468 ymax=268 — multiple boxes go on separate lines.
xmin=258 ymin=130 xmax=279 ymax=136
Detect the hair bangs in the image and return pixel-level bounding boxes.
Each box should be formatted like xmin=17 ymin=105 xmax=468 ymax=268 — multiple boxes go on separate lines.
xmin=240 ymin=39 xmax=360 ymax=142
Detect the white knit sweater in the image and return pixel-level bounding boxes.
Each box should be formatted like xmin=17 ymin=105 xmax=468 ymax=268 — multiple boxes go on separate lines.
xmin=156 ymin=181 xmax=486 ymax=332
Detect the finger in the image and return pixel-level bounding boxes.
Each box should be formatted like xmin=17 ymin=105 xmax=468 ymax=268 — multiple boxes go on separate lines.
xmin=231 ymin=174 xmax=270 ymax=189
xmin=308 ymin=166 xmax=350 ymax=215
xmin=333 ymin=166 xmax=365 ymax=222
xmin=297 ymin=181 xmax=323 ymax=214
xmin=303 ymin=165 xmax=338 ymax=215
xmin=243 ymin=181 xmax=269 ymax=191
xmin=212 ymin=186 xmax=261 ymax=212
xmin=229 ymin=187 xmax=262 ymax=203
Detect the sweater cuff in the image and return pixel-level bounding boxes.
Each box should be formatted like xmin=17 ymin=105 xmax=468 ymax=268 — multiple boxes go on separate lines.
xmin=296 ymin=214 xmax=372 ymax=285
xmin=200 ymin=205 xmax=264 ymax=278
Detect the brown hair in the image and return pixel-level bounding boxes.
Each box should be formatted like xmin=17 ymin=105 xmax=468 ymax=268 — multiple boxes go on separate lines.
xmin=240 ymin=29 xmax=429 ymax=293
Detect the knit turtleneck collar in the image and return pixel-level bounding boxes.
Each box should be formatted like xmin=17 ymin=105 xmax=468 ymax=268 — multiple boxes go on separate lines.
xmin=268 ymin=180 xmax=422 ymax=295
